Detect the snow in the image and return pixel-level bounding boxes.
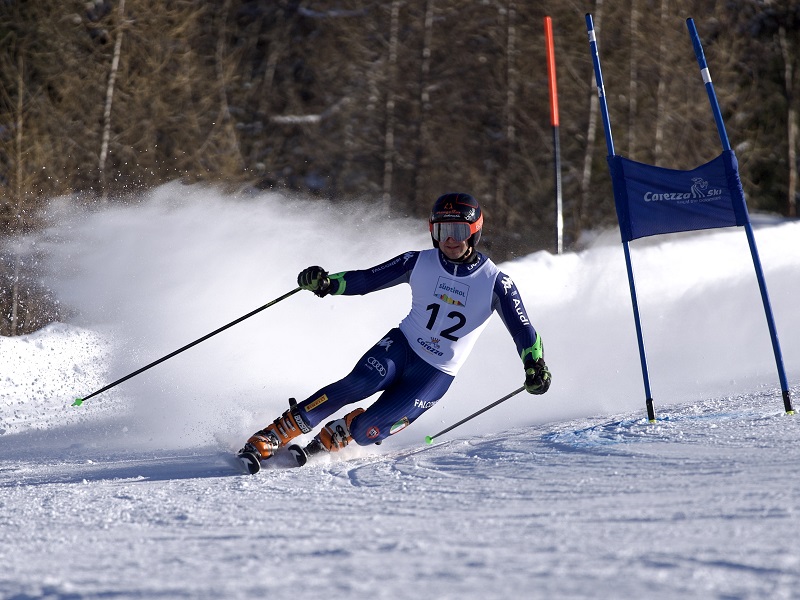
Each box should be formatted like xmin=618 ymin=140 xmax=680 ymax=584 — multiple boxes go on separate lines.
xmin=2 ymin=184 xmax=799 ymax=599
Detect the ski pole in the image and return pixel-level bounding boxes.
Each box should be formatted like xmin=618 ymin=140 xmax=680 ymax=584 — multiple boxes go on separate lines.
xmin=73 ymin=286 xmax=302 ymax=406
xmin=424 ymin=386 xmax=525 ymax=444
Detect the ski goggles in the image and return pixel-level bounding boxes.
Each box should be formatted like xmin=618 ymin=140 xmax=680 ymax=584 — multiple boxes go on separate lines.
xmin=430 ymin=219 xmax=481 ymax=242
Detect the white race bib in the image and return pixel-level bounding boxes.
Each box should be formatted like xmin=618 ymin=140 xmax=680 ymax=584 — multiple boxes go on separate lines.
xmin=399 ymin=249 xmax=498 ymax=375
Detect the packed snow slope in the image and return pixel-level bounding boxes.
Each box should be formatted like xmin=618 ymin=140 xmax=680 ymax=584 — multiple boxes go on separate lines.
xmin=2 ymin=183 xmax=799 ymax=599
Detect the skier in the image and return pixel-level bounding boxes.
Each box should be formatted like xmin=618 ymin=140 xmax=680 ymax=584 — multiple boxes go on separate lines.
xmin=239 ymin=192 xmax=551 ymax=469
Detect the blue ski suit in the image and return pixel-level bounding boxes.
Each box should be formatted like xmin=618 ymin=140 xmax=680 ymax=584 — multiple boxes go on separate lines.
xmin=294 ymin=248 xmax=540 ymax=445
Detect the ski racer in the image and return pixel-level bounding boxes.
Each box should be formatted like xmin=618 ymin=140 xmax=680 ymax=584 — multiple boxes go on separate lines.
xmin=240 ymin=192 xmax=551 ymax=466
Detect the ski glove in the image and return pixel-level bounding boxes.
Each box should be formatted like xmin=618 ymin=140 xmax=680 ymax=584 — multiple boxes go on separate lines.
xmin=298 ymin=266 xmax=331 ymax=297
xmin=525 ymin=358 xmax=551 ymax=395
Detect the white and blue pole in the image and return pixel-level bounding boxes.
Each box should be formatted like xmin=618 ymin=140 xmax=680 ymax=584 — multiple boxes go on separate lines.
xmin=586 ymin=13 xmax=656 ymax=421
xmin=687 ymin=18 xmax=794 ymax=414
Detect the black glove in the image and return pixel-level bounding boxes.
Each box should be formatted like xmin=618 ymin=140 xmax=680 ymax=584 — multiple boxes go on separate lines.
xmin=297 ymin=266 xmax=331 ymax=297
xmin=524 ymin=358 xmax=551 ymax=395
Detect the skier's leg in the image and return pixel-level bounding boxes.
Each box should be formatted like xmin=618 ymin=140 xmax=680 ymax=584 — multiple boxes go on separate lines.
xmin=242 ymin=400 xmax=311 ymax=460
xmin=296 ymin=332 xmax=428 ymax=455
xmin=314 ymin=406 xmax=365 ymax=452
xmin=242 ymin=329 xmax=406 ymax=460
xmin=310 ymin=354 xmax=452 ymax=453
xmin=347 ymin=353 xmax=454 ymax=445
xmin=295 ymin=328 xmax=408 ymax=429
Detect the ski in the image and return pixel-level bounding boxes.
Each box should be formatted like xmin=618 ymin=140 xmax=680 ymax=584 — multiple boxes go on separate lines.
xmin=234 ymin=439 xmax=322 ymax=473
xmin=286 ymin=444 xmax=308 ymax=466
xmin=236 ymin=450 xmax=261 ymax=474
xmin=235 ymin=437 xmax=447 ymax=474
xmin=287 ymin=439 xmax=326 ymax=467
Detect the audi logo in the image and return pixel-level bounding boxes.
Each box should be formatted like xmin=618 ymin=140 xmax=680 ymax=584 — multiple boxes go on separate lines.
xmin=366 ymin=356 xmax=386 ymax=376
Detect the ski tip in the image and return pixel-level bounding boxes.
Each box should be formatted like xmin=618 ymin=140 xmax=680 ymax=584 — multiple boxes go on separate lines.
xmin=237 ymin=451 xmax=262 ymax=474
xmin=287 ymin=444 xmax=308 ymax=467
xmin=424 ymin=435 xmax=433 ymax=445
xmin=72 ymin=398 xmax=84 ymax=407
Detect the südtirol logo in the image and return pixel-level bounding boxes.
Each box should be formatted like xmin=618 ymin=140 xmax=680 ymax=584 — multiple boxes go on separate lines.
xmin=643 ymin=175 xmax=723 ymax=205
xmin=434 ymin=276 xmax=469 ymax=306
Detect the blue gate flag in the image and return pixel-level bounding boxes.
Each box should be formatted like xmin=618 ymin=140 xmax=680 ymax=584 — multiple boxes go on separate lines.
xmin=585 ymin=13 xmax=794 ymax=418
xmin=608 ymin=149 xmax=750 ymax=242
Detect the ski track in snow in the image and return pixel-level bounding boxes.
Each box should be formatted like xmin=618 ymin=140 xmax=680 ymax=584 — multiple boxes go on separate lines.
xmin=2 ymin=186 xmax=800 ymax=599
xmin=2 ymin=394 xmax=800 ymax=600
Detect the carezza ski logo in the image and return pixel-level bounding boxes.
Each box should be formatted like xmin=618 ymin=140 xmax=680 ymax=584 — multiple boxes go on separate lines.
xmin=642 ymin=176 xmax=723 ymax=204
xmin=416 ymin=336 xmax=444 ymax=357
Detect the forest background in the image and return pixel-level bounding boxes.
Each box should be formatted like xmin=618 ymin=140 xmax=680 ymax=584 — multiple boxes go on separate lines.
xmin=1 ymin=0 xmax=798 ymax=336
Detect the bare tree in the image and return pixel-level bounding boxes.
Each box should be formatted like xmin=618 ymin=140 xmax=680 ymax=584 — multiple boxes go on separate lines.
xmin=492 ymin=0 xmax=518 ymax=226
xmin=2 ymin=0 xmax=799 ymax=335
xmin=778 ymin=25 xmax=798 ymax=217
xmin=653 ymin=0 xmax=670 ymax=166
xmin=99 ymin=0 xmax=126 ymax=199
xmin=381 ymin=0 xmax=401 ymax=212
xmin=627 ymin=0 xmax=641 ymax=156
xmin=9 ymin=53 xmax=25 ymax=336
xmin=412 ymin=0 xmax=436 ymax=209
xmin=579 ymin=0 xmax=604 ymax=236
xmin=195 ymin=0 xmax=245 ymax=175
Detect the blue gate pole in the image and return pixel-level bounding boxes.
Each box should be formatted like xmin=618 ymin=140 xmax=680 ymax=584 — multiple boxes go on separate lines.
xmin=687 ymin=18 xmax=794 ymax=414
xmin=586 ymin=14 xmax=656 ymax=421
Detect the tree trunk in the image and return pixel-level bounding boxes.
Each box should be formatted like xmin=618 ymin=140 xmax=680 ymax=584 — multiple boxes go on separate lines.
xmin=10 ymin=255 xmax=20 ymax=337
xmin=579 ymin=0 xmax=603 ymax=235
xmin=214 ymin=0 xmax=244 ymax=172
xmin=779 ymin=25 xmax=798 ymax=218
xmin=413 ymin=0 xmax=435 ymax=210
xmin=498 ymin=0 xmax=517 ymax=227
xmin=382 ymin=0 xmax=401 ymax=212
xmin=253 ymin=11 xmax=287 ymax=172
xmin=11 ymin=53 xmax=24 ymax=336
xmin=628 ymin=0 xmax=640 ymax=156
xmin=653 ymin=0 xmax=669 ymax=166
xmin=99 ymin=0 xmax=125 ymax=200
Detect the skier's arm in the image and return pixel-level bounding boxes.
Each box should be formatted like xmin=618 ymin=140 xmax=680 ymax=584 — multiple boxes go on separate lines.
xmin=298 ymin=252 xmax=419 ymax=297
xmin=330 ymin=251 xmax=418 ymax=295
xmin=492 ymin=272 xmax=552 ymax=394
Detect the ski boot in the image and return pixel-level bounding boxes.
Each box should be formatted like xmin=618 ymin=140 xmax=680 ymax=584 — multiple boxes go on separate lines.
xmin=288 ymin=407 xmax=365 ymax=466
xmin=238 ymin=399 xmax=310 ymax=474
